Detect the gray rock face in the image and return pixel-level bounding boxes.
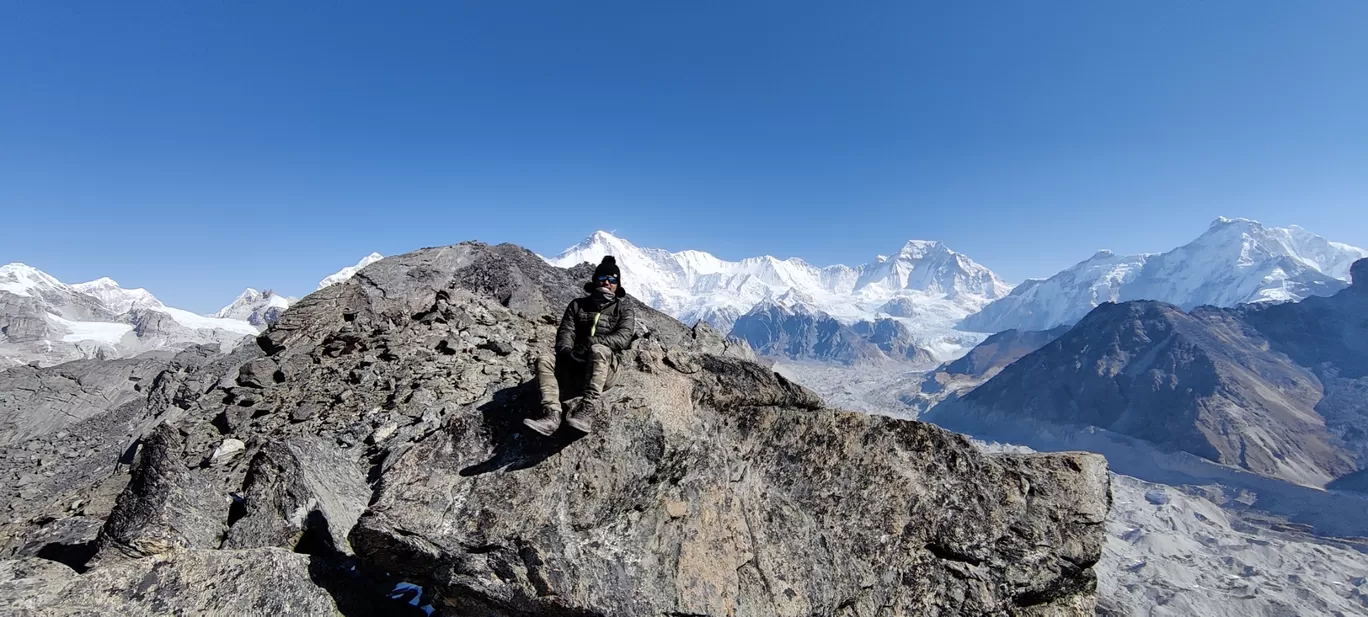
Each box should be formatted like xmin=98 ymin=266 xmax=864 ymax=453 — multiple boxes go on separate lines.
xmin=353 ymin=349 xmax=1109 ymax=615
xmin=94 ymin=423 xmax=229 ymax=562
xmin=223 ymin=437 xmax=370 ymax=555
xmin=939 ymin=327 xmax=1072 ymax=380
xmin=0 ymin=548 xmax=399 ymax=616
xmin=0 ymin=354 xmax=178 ymax=447
xmin=908 ymin=326 xmax=1073 ymax=415
xmin=0 ymin=295 xmax=52 ymax=343
xmin=0 ymin=241 xmax=1110 ymax=615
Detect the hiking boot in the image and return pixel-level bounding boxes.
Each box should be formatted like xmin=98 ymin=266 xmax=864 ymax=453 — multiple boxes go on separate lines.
xmin=522 ymin=405 xmax=561 ymax=436
xmin=565 ymin=398 xmax=598 ymax=433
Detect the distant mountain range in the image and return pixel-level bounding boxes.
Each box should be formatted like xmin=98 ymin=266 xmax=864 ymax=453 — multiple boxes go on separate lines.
xmin=961 ymin=217 xmax=1367 ymax=333
xmin=549 ymin=218 xmax=1365 ymax=364
xmin=548 ymin=231 xmax=1010 ymax=363
xmin=0 ymin=253 xmax=382 ymax=367
xmin=929 ymin=258 xmax=1368 ymax=491
xmin=5 ymin=217 xmax=1364 ymax=369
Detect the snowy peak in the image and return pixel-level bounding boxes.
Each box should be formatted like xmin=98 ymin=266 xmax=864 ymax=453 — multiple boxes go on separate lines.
xmin=0 ymin=263 xmax=67 ymax=299
xmin=854 ymin=240 xmax=1010 ymax=300
xmin=962 ymin=218 xmax=1367 ymax=333
xmin=317 ymin=252 xmax=384 ymax=290
xmin=71 ymin=277 xmax=164 ymax=313
xmin=215 ymin=288 xmax=292 ymax=327
xmin=895 ymin=239 xmax=947 ymax=259
xmin=0 ymin=263 xmax=260 ymax=367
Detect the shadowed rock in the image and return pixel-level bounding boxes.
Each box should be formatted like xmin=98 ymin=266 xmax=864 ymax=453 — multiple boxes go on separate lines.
xmin=222 ymin=437 xmax=370 ymax=556
xmin=0 ymin=548 xmax=411 ymax=616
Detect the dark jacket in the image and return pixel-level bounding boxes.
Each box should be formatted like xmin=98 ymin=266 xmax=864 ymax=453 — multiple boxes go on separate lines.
xmin=555 ymin=283 xmax=637 ymax=356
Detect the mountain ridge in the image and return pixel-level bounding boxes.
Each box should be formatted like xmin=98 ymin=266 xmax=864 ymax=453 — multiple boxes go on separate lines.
xmin=962 ymin=217 xmax=1367 ymax=333
xmin=1 ymin=253 xmax=384 ymax=367
xmin=930 ymin=256 xmax=1368 ymax=492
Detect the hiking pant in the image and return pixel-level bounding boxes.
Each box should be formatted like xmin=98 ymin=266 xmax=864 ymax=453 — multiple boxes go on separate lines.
xmin=536 ymin=344 xmax=619 ymax=410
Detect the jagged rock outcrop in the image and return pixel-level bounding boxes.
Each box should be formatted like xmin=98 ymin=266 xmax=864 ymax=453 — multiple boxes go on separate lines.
xmin=222 ymin=437 xmax=370 ymax=555
xmin=0 ymin=241 xmax=1110 ymax=615
xmin=0 ymin=548 xmax=405 ymax=616
xmin=0 ymin=353 xmax=181 ymax=447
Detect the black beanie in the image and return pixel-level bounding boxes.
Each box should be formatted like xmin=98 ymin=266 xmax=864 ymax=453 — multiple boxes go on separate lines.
xmin=593 ymin=256 xmax=621 ymax=280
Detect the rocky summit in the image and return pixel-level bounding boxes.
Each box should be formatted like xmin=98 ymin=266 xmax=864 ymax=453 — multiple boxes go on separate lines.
xmin=0 ymin=242 xmax=1110 ymax=616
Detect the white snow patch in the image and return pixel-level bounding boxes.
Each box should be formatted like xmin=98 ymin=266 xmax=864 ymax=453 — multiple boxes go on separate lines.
xmin=155 ymin=307 xmax=261 ymax=336
xmin=317 ymin=253 xmax=383 ymax=290
xmin=47 ymin=313 xmax=133 ymax=344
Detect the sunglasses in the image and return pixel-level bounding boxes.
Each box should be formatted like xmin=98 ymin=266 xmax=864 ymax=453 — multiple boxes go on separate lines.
xmin=595 ymin=275 xmax=619 ymax=284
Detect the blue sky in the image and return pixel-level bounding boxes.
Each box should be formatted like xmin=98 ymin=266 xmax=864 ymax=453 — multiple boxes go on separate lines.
xmin=3 ymin=1 xmax=1366 ymax=313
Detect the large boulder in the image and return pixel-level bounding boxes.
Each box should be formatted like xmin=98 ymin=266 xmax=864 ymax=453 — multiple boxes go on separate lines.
xmin=222 ymin=437 xmax=370 ymax=556
xmin=351 ymin=346 xmax=1110 ymax=616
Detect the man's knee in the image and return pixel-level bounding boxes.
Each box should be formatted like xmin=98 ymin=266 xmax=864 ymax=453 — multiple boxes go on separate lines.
xmin=534 ymin=354 xmax=556 ymax=372
xmin=590 ymin=344 xmax=612 ymax=360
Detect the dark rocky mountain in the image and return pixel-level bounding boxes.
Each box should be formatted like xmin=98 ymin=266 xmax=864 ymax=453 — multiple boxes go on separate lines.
xmin=939 ymin=326 xmax=1073 ymax=379
xmin=0 ymin=241 xmax=1110 ymax=615
xmin=729 ymin=301 xmax=934 ymax=365
xmin=930 ymin=258 xmax=1368 ymax=491
xmin=898 ymin=326 xmax=1071 ymax=416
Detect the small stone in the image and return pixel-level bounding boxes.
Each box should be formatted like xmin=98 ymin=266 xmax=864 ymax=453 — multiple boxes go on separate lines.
xmin=290 ymin=404 xmax=319 ymax=423
xmin=210 ymin=439 xmax=247 ymax=465
xmin=367 ymin=422 xmax=399 ymax=444
xmin=478 ymin=340 xmax=515 ymax=356
xmin=665 ymin=501 xmax=689 ymax=519
xmin=1144 ymin=490 xmax=1170 ymax=506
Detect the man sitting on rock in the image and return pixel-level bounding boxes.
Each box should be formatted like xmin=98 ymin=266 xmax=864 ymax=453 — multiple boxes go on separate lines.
xmin=524 ymin=256 xmax=637 ymax=436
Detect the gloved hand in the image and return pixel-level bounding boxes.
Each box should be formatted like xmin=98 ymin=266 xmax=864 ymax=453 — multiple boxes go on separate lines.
xmin=557 ymin=347 xmax=584 ymax=365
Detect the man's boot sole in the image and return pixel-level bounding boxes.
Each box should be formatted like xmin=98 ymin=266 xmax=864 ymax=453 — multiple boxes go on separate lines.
xmin=522 ymin=417 xmax=559 ymax=436
xmin=564 ymin=417 xmax=591 ymax=433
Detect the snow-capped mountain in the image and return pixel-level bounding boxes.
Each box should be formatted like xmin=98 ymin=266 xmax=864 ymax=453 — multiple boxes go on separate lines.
xmin=1 ymin=263 xmax=259 ymax=367
xmin=215 ymin=288 xmax=293 ymax=327
xmin=548 ymin=231 xmax=1010 ymax=360
xmin=0 ymin=252 xmax=388 ymax=368
xmin=213 ymin=252 xmax=382 ymax=329
xmin=70 ymin=278 xmax=164 ymax=313
xmin=318 ymin=252 xmax=383 ymax=290
xmin=961 ymin=217 xmax=1368 ymax=333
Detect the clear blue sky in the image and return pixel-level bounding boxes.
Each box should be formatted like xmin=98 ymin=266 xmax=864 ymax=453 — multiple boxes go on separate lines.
xmin=3 ymin=1 xmax=1366 ymax=313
